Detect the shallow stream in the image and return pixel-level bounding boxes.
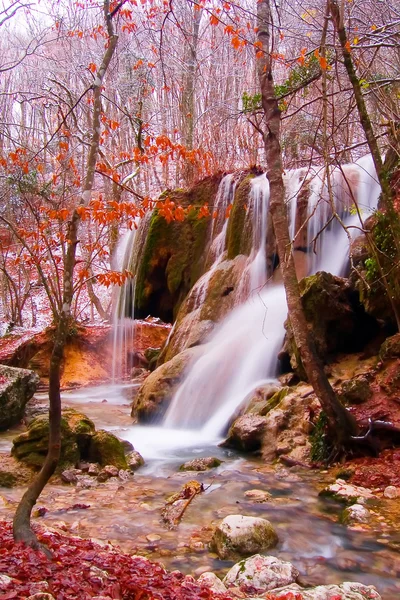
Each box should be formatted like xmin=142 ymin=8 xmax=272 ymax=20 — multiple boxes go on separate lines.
xmin=1 ymin=385 xmax=400 ymax=599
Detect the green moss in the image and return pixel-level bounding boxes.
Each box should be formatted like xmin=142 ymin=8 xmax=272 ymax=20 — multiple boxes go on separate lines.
xmin=88 ymin=430 xmax=127 ymax=469
xmin=226 ymin=175 xmax=254 ymax=259
xmin=12 ymin=408 xmax=95 ymax=470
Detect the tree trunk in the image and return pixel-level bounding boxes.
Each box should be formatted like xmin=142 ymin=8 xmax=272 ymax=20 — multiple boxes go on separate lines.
xmin=13 ymin=318 xmax=65 ymax=552
xmin=256 ymin=0 xmax=357 ymax=450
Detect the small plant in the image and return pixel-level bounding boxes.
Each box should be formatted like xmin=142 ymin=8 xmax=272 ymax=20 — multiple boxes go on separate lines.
xmin=310 ymin=411 xmax=330 ymax=462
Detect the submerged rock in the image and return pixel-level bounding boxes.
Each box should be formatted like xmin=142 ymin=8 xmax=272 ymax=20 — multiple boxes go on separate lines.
xmin=0 ymin=365 xmax=39 ymax=430
xmin=179 ymin=457 xmax=222 ymax=471
xmin=210 ymin=515 xmax=278 ymax=560
xmin=223 ymin=554 xmax=298 ymax=594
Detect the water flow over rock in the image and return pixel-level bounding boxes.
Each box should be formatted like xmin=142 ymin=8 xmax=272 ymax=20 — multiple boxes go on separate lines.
xmin=161 ymin=155 xmax=381 ymax=436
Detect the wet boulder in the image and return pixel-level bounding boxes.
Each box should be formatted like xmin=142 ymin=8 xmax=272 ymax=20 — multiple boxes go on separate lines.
xmin=126 ymin=450 xmax=145 ymax=471
xmin=131 ymin=346 xmax=201 ymax=422
xmin=12 ymin=408 xmax=95 ymax=469
xmin=223 ymin=554 xmax=298 ymax=594
xmin=197 ymin=572 xmax=227 ymax=594
xmin=210 ymin=515 xmax=278 ymax=560
xmin=282 ymin=272 xmax=379 ymax=378
xmin=222 ymin=415 xmax=267 ymax=452
xmin=0 ymin=365 xmax=39 ymax=430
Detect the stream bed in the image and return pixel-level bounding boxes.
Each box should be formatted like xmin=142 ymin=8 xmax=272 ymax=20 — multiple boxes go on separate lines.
xmin=1 ymin=385 xmax=400 ymax=599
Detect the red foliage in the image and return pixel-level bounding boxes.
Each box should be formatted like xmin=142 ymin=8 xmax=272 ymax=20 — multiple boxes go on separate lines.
xmin=0 ymin=521 xmax=233 ymax=600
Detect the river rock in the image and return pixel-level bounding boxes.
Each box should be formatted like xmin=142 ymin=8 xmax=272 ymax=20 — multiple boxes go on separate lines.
xmin=339 ymin=376 xmax=372 ymax=405
xmin=61 ymin=468 xmax=82 ymax=484
xmin=342 ymin=504 xmax=371 ymax=525
xmin=244 ymin=489 xmax=272 ymax=503
xmin=210 ymin=515 xmax=278 ymax=560
xmin=12 ymin=408 xmax=95 ymax=469
xmin=320 ymin=479 xmax=375 ymax=504
xmin=126 ymin=450 xmax=145 ymax=471
xmin=383 ymin=485 xmax=399 ymax=499
xmin=179 ymin=457 xmax=222 ymax=471
xmin=197 ymin=572 xmax=227 ymax=594
xmin=0 ymin=365 xmax=39 ymax=430
xmin=88 ymin=430 xmax=127 ymax=469
xmin=260 ymin=582 xmax=381 ymax=599
xmin=223 ymin=554 xmax=298 ymax=594
xmin=222 ymin=415 xmax=267 ymax=452
xmin=131 ymin=347 xmax=201 ymax=422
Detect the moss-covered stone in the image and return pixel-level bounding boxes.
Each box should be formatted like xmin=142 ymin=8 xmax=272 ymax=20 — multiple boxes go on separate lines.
xmin=88 ymin=430 xmax=127 ymax=469
xmin=379 ymin=334 xmax=400 ymax=362
xmin=12 ymin=408 xmax=95 ymax=470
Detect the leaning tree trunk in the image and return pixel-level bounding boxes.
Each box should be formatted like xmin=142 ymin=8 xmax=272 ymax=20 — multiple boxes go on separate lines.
xmin=12 ymin=0 xmax=120 ymax=548
xmin=256 ymin=0 xmax=357 ymax=451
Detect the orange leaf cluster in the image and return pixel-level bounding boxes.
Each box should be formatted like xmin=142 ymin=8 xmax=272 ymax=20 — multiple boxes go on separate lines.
xmin=97 ymin=270 xmax=133 ymax=288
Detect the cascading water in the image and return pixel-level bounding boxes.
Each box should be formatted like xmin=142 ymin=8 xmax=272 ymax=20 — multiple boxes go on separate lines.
xmin=163 ymin=173 xmax=288 ymax=435
xmin=161 ymin=155 xmax=381 ymax=438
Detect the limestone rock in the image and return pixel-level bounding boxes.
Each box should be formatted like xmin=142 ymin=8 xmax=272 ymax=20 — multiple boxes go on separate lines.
xmin=223 ymin=554 xmax=298 ymax=594
xmin=210 ymin=515 xmax=278 ymax=560
xmin=0 ymin=365 xmax=39 ymax=430
xmin=179 ymin=457 xmax=222 ymax=471
xmin=12 ymin=408 xmax=95 ymax=469
xmin=88 ymin=430 xmax=127 ymax=469
xmin=131 ymin=347 xmax=201 ymax=422
xmin=222 ymin=415 xmax=267 ymax=452
xmin=197 ymin=572 xmax=227 ymax=594
xmin=264 ymin=582 xmax=381 ymax=599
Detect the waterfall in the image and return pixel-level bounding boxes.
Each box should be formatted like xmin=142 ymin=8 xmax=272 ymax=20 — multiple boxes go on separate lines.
xmin=161 ymin=155 xmax=381 ymax=436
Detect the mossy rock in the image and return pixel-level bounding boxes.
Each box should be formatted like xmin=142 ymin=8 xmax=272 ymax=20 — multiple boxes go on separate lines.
xmin=12 ymin=408 xmax=95 ymax=470
xmin=245 ymin=385 xmax=288 ymax=416
xmin=283 ymin=271 xmax=379 ymax=378
xmin=88 ymin=430 xmax=127 ymax=469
